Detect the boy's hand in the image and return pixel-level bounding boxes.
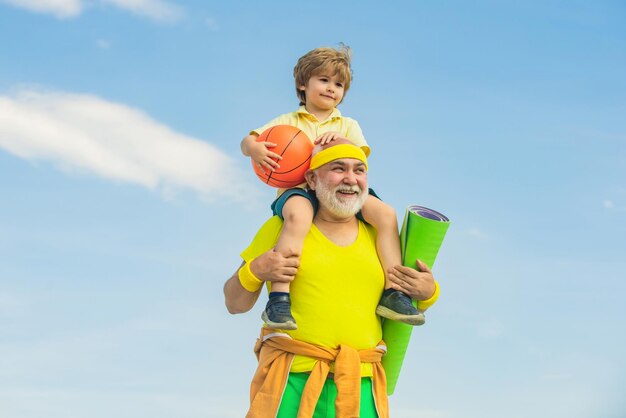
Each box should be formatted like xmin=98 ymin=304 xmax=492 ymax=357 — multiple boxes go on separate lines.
xmin=249 ymin=140 xmax=283 ymax=172
xmin=315 ymin=131 xmax=348 ymax=146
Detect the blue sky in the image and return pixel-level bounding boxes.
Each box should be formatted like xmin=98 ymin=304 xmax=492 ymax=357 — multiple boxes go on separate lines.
xmin=1 ymin=1 xmax=625 ymax=417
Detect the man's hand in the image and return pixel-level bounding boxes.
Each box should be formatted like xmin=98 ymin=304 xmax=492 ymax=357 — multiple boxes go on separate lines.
xmin=315 ymin=131 xmax=348 ymax=146
xmin=387 ymin=259 xmax=436 ymax=301
xmin=224 ymin=249 xmax=300 ymax=314
xmin=250 ymin=248 xmax=300 ymax=284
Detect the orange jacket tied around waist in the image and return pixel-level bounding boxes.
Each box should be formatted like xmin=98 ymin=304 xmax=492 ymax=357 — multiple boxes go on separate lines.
xmin=246 ymin=327 xmax=389 ymax=418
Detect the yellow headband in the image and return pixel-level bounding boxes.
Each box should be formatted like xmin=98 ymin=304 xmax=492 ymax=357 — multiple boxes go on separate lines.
xmin=309 ymin=144 xmax=368 ymax=171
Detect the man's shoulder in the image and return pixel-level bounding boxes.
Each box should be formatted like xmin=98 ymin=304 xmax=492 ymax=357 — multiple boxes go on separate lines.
xmin=241 ymin=216 xmax=284 ymax=262
xmin=254 ymin=215 xmax=284 ymax=239
xmin=358 ymin=220 xmax=378 ymax=241
xmin=261 ymin=215 xmax=284 ymax=228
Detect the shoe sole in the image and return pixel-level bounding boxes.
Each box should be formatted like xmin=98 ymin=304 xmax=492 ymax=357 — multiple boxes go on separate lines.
xmin=376 ymin=306 xmax=426 ymax=326
xmin=261 ymin=311 xmax=298 ymax=330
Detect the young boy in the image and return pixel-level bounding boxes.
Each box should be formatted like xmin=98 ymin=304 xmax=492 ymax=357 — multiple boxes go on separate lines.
xmin=241 ymin=45 xmax=424 ymax=330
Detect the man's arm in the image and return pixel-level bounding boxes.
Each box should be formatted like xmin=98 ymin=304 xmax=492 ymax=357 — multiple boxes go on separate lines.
xmin=224 ymin=262 xmax=262 ymax=314
xmin=224 ymin=249 xmax=300 ymax=314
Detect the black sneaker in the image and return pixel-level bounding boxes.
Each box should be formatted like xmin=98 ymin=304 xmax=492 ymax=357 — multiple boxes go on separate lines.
xmin=261 ymin=294 xmax=297 ymax=330
xmin=376 ymin=290 xmax=425 ymax=326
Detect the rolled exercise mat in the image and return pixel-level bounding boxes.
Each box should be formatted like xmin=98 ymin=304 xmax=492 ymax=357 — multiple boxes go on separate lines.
xmin=382 ymin=205 xmax=450 ymax=395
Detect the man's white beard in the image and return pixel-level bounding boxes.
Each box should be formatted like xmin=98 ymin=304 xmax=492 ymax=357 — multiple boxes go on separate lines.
xmin=315 ymin=177 xmax=368 ymax=218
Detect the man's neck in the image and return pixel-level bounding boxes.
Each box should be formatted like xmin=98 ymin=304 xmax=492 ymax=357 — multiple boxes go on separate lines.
xmin=313 ymin=209 xmax=359 ymax=247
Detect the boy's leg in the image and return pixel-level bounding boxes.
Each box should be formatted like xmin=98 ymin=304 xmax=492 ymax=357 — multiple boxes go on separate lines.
xmin=272 ymin=194 xmax=314 ymax=291
xmin=262 ymin=191 xmax=314 ymax=330
xmin=360 ymin=195 xmax=425 ymax=326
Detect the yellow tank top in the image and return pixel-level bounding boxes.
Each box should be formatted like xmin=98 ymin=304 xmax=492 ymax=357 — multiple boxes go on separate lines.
xmin=241 ymin=216 xmax=385 ymax=376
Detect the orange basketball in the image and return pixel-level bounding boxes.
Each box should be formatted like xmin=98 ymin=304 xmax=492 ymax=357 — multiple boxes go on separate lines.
xmin=253 ymin=125 xmax=313 ymax=188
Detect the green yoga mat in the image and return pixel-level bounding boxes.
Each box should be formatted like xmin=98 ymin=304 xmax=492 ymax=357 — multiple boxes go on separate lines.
xmin=382 ymin=205 xmax=450 ymax=395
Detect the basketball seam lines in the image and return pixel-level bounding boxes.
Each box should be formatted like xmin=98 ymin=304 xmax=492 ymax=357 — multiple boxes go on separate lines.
xmin=266 ymin=128 xmax=307 ymax=186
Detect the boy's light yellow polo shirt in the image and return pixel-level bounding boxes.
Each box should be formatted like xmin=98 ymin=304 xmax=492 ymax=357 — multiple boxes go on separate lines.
xmin=251 ymin=106 xmax=371 ymax=157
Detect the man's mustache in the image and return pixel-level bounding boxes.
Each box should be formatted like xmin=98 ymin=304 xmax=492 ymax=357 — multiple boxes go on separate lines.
xmin=335 ymin=185 xmax=361 ymax=194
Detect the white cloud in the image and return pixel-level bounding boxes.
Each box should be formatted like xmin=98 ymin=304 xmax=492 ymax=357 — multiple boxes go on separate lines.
xmin=102 ymin=0 xmax=184 ymax=23
xmin=603 ymin=198 xmax=626 ymax=212
xmin=205 ymin=17 xmax=218 ymax=31
xmin=467 ymin=227 xmax=485 ymax=238
xmin=475 ymin=318 xmax=504 ymax=338
xmin=96 ymin=39 xmax=112 ymax=49
xmin=0 ymin=0 xmax=185 ymax=22
xmin=0 ymin=0 xmax=82 ymax=18
xmin=0 ymin=88 xmax=256 ymax=202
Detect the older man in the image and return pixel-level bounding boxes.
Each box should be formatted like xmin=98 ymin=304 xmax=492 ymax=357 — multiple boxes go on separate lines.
xmin=224 ymin=140 xmax=439 ymax=418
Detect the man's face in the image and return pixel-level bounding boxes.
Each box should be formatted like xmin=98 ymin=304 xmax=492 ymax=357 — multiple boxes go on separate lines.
xmin=312 ymin=158 xmax=368 ymax=217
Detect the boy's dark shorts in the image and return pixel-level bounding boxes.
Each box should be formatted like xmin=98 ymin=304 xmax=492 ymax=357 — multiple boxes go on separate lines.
xmin=270 ymin=187 xmax=380 ymax=222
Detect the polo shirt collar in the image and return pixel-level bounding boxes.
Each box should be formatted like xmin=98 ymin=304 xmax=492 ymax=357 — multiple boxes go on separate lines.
xmin=296 ymin=105 xmax=342 ymax=122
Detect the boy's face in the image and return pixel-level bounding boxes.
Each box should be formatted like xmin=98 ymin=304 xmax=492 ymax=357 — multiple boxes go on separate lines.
xmin=299 ymin=73 xmax=346 ymax=113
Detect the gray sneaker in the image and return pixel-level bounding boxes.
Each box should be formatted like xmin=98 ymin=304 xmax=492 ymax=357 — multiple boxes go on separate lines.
xmin=261 ymin=295 xmax=297 ymax=330
xmin=376 ymin=290 xmax=425 ymax=326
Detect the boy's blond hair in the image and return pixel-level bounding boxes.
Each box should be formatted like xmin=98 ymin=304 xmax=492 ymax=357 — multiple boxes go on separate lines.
xmin=293 ymin=44 xmax=353 ymax=106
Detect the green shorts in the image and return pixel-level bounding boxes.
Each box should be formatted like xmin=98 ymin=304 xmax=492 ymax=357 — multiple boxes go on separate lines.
xmin=277 ymin=373 xmax=379 ymax=418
